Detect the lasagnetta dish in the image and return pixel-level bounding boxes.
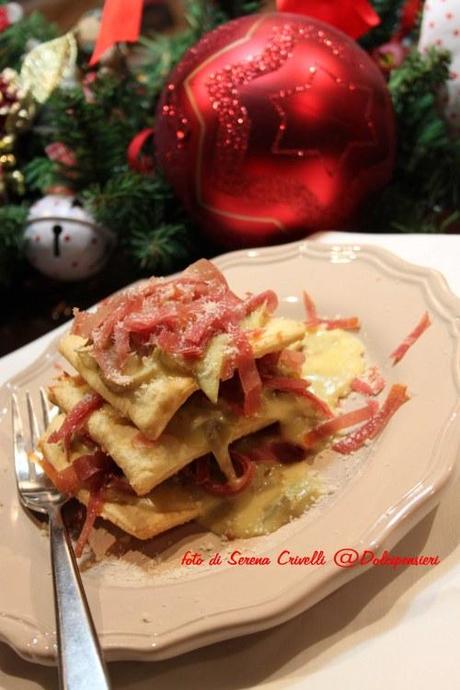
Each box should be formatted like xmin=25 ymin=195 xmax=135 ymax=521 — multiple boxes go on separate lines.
xmin=38 ymin=259 xmax=412 ymax=556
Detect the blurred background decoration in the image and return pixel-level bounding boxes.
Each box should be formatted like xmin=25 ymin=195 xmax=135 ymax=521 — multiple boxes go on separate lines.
xmin=1 ymin=0 xmax=459 ymax=355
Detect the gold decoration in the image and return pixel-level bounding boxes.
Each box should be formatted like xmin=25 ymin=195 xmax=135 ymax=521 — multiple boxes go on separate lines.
xmin=0 ymin=33 xmax=78 ymax=198
xmin=20 ymin=33 xmax=77 ymax=104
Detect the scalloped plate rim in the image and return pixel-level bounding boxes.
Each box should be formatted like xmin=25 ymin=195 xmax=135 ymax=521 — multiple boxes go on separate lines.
xmin=1 ymin=238 xmax=460 ymax=665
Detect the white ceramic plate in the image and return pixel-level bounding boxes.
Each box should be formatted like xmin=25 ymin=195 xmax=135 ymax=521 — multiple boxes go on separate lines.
xmin=1 ymin=240 xmax=459 ymax=665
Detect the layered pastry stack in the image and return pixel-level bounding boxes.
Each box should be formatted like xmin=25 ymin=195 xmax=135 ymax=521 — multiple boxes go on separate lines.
xmin=39 ymin=260 xmax=366 ymax=554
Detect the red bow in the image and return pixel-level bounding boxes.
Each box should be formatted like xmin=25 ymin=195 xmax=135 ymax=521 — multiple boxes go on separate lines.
xmin=276 ymin=0 xmax=380 ymax=39
xmin=127 ymin=128 xmax=155 ymax=174
xmin=90 ymin=0 xmax=143 ymax=66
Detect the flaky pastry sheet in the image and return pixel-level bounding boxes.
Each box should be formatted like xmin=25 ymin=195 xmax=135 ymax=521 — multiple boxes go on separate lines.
xmin=48 ymin=375 xmax=308 ymax=496
xmin=59 ymin=317 xmax=305 ymax=440
xmin=40 ymin=416 xmax=200 ymax=540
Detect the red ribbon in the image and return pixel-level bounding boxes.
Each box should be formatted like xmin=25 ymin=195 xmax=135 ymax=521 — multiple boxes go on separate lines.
xmin=90 ymin=0 xmax=144 ymax=66
xmin=277 ymin=0 xmax=380 ymax=39
xmin=393 ymin=0 xmax=423 ymax=41
xmin=127 ymin=128 xmax=155 ymax=174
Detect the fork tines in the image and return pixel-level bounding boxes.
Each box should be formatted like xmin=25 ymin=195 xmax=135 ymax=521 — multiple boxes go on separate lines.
xmin=12 ymin=388 xmax=54 ymax=483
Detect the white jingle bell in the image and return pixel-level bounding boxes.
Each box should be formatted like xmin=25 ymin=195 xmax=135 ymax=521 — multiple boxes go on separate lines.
xmin=24 ymin=194 xmax=115 ymax=282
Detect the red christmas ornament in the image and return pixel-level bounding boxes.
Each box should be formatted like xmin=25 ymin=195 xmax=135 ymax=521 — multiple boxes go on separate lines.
xmin=155 ymin=13 xmax=396 ymax=249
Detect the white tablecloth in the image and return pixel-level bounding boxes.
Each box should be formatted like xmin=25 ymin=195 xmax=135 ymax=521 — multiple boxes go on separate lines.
xmin=1 ymin=233 xmax=459 ymax=690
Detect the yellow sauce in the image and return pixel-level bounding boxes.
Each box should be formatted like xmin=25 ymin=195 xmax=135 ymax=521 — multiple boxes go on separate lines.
xmin=197 ymin=461 xmax=322 ymax=539
xmin=300 ymin=328 xmax=365 ymax=408
xmin=199 ymin=327 xmax=365 ymax=539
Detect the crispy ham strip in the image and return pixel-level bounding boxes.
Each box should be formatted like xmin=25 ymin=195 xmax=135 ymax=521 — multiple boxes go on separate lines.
xmin=303 ymin=290 xmax=319 ymax=327
xmin=71 ymin=260 xmax=278 ymax=415
xmin=320 ymin=317 xmax=360 ymax=330
xmin=278 ymin=348 xmax=305 ymax=375
xmin=302 ymin=290 xmax=359 ymax=330
xmin=304 ymin=400 xmax=379 ymax=449
xmin=258 ymin=352 xmax=334 ymax=419
xmin=232 ymin=328 xmax=263 ymax=416
xmin=188 ymin=451 xmax=256 ymax=496
xmin=41 ymin=451 xmax=115 ymax=495
xmin=41 ymin=448 xmax=132 ymax=557
xmin=351 ymin=366 xmax=385 ymax=396
xmin=47 ymin=392 xmax=103 ymax=448
xmin=41 ymin=458 xmax=77 ymax=494
xmin=262 ymin=375 xmax=334 ymax=419
xmin=75 ymin=491 xmax=104 ymax=558
xmin=333 ymin=384 xmax=409 ymax=455
xmin=390 ymin=312 xmax=431 ymax=365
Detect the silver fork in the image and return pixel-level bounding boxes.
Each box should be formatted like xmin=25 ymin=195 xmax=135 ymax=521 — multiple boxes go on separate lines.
xmin=12 ymin=390 xmax=111 ymax=690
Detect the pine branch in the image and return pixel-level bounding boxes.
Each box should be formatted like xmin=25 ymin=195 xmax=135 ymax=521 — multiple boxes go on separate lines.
xmin=40 ymin=74 xmax=144 ymax=190
xmin=23 ymin=157 xmax=59 ymax=193
xmin=360 ymin=0 xmax=405 ymax=50
xmin=367 ymin=47 xmax=460 ymax=233
xmin=217 ymin=0 xmax=263 ymax=18
xmin=389 ymin=46 xmax=451 ymax=109
xmin=83 ymin=171 xmax=194 ymax=274
xmin=83 ymin=172 xmax=170 ymax=235
xmin=130 ymin=223 xmax=193 ymax=274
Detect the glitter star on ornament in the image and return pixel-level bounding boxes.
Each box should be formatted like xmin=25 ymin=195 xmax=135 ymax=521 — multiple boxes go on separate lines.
xmin=270 ymin=65 xmax=376 ymax=177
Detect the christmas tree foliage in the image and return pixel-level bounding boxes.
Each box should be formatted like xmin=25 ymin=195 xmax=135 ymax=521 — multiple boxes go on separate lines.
xmin=370 ymin=47 xmax=460 ymax=232
xmin=0 ymin=0 xmax=458 ymax=287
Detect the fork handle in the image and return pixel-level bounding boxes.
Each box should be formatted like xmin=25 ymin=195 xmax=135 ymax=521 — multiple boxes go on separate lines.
xmin=49 ymin=508 xmax=111 ymax=690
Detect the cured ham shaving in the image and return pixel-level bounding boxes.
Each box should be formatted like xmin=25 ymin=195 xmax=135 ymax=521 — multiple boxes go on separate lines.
xmin=243 ymin=290 xmax=278 ymax=315
xmin=302 ymin=290 xmax=359 ymax=330
xmin=190 ymin=452 xmax=256 ymax=496
xmin=303 ymin=290 xmax=319 ymax=327
xmin=41 ymin=449 xmax=133 ymax=556
xmin=286 ymin=388 xmax=334 ymax=419
xmin=75 ymin=490 xmax=104 ymax=558
xmin=72 ymin=452 xmax=114 ymax=491
xmin=48 ymin=393 xmax=103 ymax=448
xmin=257 ymin=351 xmax=280 ymax=373
xmin=262 ymin=375 xmax=334 ymax=419
xmin=390 ymin=312 xmax=431 ymax=365
xmin=257 ymin=349 xmax=305 ymax=377
xmin=262 ymin=375 xmax=310 ymax=396
xmin=232 ymin=328 xmax=263 ymax=416
xmin=304 ymin=400 xmax=379 ymax=449
xmin=320 ymin=317 xmax=360 ymax=331
xmin=40 ymin=458 xmax=78 ymax=495
xmin=71 ymin=260 xmax=277 ymax=414
xmin=333 ymin=384 xmax=409 ymax=455
xmin=278 ymin=349 xmax=305 ymax=375
xmin=351 ymin=366 xmax=385 ymax=396
xmin=41 ymin=451 xmax=114 ymax=495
